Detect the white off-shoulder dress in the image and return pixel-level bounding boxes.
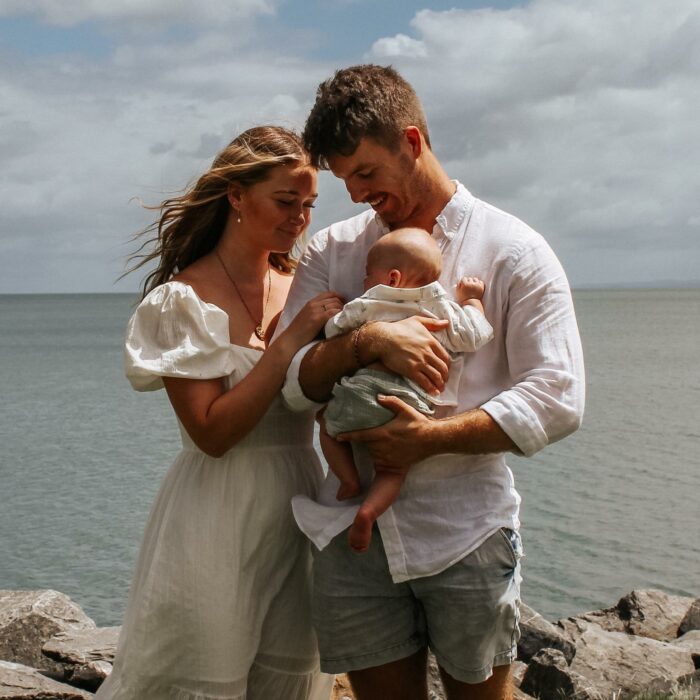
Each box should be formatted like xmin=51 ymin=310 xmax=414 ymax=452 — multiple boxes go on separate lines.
xmin=96 ymin=282 xmax=332 ymax=700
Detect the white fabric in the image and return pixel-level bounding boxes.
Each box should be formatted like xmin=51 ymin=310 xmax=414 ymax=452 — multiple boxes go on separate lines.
xmin=277 ymin=182 xmax=585 ymax=583
xmin=324 ymin=280 xmax=494 ymax=407
xmin=293 ymin=281 xmax=493 ymax=550
xmin=98 ymin=282 xmax=333 ymax=700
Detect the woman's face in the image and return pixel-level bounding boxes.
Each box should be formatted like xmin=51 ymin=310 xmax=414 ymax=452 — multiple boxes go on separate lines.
xmin=235 ymin=163 xmax=318 ymax=253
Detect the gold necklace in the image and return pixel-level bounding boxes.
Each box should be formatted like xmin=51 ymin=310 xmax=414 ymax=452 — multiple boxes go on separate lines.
xmin=215 ymin=249 xmax=272 ymax=341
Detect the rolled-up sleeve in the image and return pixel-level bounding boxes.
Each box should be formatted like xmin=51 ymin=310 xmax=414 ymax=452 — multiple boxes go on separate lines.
xmin=276 ymin=230 xmax=332 ymax=412
xmin=481 ymin=236 xmax=585 ymax=457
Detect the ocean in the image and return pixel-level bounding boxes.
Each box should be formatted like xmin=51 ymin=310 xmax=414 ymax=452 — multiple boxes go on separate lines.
xmin=1 ymin=290 xmax=698 ymax=626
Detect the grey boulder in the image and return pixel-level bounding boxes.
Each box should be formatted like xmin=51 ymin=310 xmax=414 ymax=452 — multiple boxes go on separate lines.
xmin=561 ymin=589 xmax=696 ymax=642
xmin=556 ymin=618 xmax=695 ymax=698
xmin=518 ymin=602 xmax=576 ymax=663
xmin=42 ymin=627 xmax=119 ymax=691
xmin=520 ymin=648 xmax=604 ymax=700
xmin=0 ymin=659 xmax=93 ymax=699
xmin=0 ymin=591 xmax=95 ymax=674
xmin=680 ymin=599 xmax=700 ymax=636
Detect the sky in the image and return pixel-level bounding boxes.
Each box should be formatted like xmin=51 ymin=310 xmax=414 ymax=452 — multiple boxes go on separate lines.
xmin=0 ymin=0 xmax=698 ymax=293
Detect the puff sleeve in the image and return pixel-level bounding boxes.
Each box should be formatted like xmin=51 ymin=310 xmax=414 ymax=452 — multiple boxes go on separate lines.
xmin=124 ymin=282 xmax=236 ymax=392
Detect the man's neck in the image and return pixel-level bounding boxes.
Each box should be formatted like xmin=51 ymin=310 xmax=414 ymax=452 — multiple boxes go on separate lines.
xmin=391 ymin=158 xmax=457 ymax=232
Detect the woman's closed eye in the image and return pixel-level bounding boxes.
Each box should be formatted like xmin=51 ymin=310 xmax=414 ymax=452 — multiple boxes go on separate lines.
xmin=277 ymin=199 xmax=316 ymax=209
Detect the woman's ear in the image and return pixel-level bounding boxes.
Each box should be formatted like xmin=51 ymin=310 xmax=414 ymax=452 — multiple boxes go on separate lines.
xmin=227 ymin=184 xmax=243 ymax=213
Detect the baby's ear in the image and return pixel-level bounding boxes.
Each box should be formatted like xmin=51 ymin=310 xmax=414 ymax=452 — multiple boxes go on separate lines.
xmin=388 ymin=269 xmax=402 ymax=287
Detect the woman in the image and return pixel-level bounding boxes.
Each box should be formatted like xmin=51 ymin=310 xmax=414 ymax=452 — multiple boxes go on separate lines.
xmin=97 ymin=126 xmax=341 ymax=700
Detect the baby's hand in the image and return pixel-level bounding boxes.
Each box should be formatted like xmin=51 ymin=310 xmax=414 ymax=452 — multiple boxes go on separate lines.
xmin=456 ymin=277 xmax=486 ymax=305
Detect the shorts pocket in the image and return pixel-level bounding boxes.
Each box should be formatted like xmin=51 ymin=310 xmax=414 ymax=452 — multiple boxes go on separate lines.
xmin=497 ymin=528 xmax=523 ymax=568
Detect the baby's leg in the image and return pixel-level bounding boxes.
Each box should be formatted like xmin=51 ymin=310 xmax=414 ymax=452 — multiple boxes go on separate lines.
xmin=318 ymin=411 xmax=361 ymax=500
xmin=348 ymin=471 xmax=406 ymax=553
xmin=456 ymin=276 xmax=486 ymax=314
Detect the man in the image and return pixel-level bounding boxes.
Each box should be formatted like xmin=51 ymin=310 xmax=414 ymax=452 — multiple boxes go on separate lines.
xmin=277 ymin=65 xmax=585 ymax=700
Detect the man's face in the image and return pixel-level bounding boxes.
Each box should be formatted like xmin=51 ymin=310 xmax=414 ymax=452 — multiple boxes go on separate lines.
xmin=327 ymin=137 xmax=423 ymax=229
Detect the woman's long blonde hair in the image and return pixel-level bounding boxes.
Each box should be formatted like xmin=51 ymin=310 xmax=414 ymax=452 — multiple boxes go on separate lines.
xmin=127 ymin=126 xmax=310 ymax=299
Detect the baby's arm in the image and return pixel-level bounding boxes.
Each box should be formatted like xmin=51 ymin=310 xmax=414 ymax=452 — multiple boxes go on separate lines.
xmin=318 ymin=409 xmax=362 ymax=501
xmin=456 ymin=276 xmax=486 ymax=314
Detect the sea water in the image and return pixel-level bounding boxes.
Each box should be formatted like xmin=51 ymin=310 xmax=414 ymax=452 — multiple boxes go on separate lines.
xmin=0 ymin=290 xmax=698 ymax=624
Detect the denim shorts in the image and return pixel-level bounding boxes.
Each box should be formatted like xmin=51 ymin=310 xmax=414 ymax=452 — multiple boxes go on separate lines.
xmin=312 ymin=527 xmax=522 ymax=684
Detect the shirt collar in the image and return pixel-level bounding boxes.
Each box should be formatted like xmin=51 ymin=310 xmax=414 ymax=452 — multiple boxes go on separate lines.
xmin=372 ymin=181 xmax=475 ymax=241
xmin=364 ymin=281 xmax=446 ymax=302
xmin=434 ymin=181 xmax=474 ymax=241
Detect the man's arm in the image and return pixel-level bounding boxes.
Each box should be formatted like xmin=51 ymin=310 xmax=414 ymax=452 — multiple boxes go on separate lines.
xmin=340 ymin=234 xmax=585 ymax=467
xmin=299 ymin=316 xmax=452 ymax=402
xmin=338 ymin=401 xmax=515 ymax=472
xmin=279 ymin=230 xmax=452 ymax=409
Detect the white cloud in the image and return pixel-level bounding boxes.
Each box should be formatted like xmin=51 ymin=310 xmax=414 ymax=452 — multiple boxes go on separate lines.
xmin=0 ymin=0 xmax=275 ymax=26
xmin=366 ymin=0 xmax=700 ymax=286
xmin=0 ymin=28 xmax=331 ymax=292
xmin=369 ymin=33 xmax=427 ymax=59
xmin=1 ymin=0 xmax=699 ymax=291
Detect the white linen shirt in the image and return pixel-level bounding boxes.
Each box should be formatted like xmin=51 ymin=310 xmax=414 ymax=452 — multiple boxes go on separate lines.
xmin=277 ymin=182 xmax=585 ymax=583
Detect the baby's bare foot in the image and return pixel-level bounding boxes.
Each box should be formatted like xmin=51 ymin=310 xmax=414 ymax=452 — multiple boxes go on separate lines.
xmin=348 ymin=505 xmax=376 ymax=553
xmin=456 ymin=276 xmax=486 ymax=304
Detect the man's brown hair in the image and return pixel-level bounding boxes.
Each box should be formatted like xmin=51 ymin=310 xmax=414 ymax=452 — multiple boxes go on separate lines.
xmin=302 ymin=64 xmax=431 ymax=169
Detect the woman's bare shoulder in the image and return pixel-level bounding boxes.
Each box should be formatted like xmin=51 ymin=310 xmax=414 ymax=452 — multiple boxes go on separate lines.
xmin=171 ymin=257 xmax=230 ymax=310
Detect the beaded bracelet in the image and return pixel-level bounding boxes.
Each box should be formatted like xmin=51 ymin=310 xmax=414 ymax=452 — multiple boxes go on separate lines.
xmin=352 ymin=321 xmax=378 ymax=369
xmin=352 ymin=324 xmax=364 ymax=368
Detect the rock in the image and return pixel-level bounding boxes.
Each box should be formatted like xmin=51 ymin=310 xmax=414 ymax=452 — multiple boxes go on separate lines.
xmin=511 ymin=659 xmax=528 ymax=687
xmin=558 ymin=589 xmax=696 ymax=643
xmin=0 ymin=659 xmax=93 ymax=699
xmin=520 ymin=648 xmax=604 ymax=700
xmin=512 ymin=661 xmax=537 ymax=698
xmin=426 ymin=652 xmax=445 ymax=699
xmin=643 ymin=669 xmax=700 ymax=697
xmin=680 ymin=599 xmax=700 ymax=636
xmin=42 ymin=627 xmax=119 ymax=691
xmin=518 ymin=602 xmax=576 ymax=663
xmin=556 ymin=619 xmax=694 ymax=697
xmin=616 ymin=589 xmax=695 ymax=641
xmin=331 ymin=674 xmax=354 ymax=700
xmin=672 ymin=630 xmax=700 ymax=668
xmin=0 ymin=591 xmax=96 ymax=673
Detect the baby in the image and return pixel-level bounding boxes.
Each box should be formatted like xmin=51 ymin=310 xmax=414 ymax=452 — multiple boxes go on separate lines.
xmin=319 ymin=227 xmax=493 ymax=552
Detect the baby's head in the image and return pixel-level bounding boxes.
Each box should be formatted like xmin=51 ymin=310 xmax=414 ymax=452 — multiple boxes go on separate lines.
xmin=364 ymin=228 xmax=442 ymax=291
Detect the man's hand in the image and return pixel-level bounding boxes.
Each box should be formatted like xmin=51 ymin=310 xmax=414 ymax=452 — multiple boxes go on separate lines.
xmin=338 ymin=397 xmax=518 ymax=472
xmin=337 ymin=395 xmax=437 ymax=473
xmin=363 ymin=317 xmax=451 ymax=395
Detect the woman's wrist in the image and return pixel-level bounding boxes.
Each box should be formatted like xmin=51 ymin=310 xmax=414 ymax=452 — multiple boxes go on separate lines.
xmin=267 ymin=333 xmax=297 ymax=367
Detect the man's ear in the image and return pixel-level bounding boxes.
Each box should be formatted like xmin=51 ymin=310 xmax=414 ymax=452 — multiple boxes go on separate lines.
xmin=388 ymin=269 xmax=402 ymax=287
xmin=404 ymin=126 xmax=423 ymax=159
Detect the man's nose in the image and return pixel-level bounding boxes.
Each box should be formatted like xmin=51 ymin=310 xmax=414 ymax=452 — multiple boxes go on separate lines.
xmin=345 ymin=180 xmax=366 ymax=204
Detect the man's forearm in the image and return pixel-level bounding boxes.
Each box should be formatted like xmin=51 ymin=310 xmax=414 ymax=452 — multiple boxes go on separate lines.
xmin=425 ymin=408 xmax=518 ymax=456
xmin=299 ymin=333 xmax=358 ymax=402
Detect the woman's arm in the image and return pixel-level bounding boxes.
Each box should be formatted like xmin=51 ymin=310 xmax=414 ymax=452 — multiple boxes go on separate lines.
xmin=164 ymin=291 xmax=341 ymax=457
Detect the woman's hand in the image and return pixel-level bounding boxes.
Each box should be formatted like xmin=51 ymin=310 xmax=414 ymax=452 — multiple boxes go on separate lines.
xmin=281 ymin=291 xmax=344 ymax=350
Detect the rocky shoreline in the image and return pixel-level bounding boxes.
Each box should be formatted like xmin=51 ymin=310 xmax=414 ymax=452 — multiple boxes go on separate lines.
xmin=1 ymin=588 xmax=698 ymax=699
